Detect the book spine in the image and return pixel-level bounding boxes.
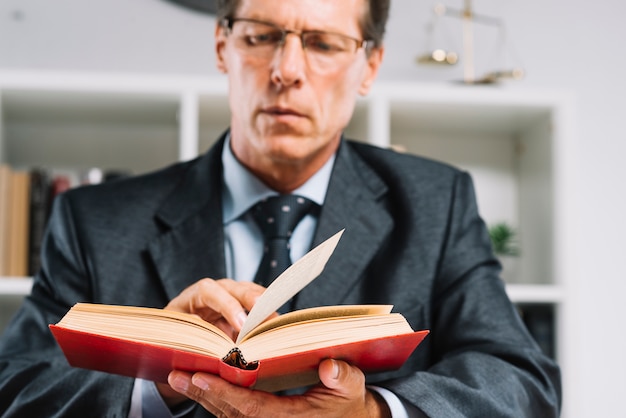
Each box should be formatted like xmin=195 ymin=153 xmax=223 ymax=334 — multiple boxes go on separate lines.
xmin=8 ymin=170 xmax=31 ymax=276
xmin=0 ymin=165 xmax=11 ymax=275
xmin=28 ymin=169 xmax=51 ymax=276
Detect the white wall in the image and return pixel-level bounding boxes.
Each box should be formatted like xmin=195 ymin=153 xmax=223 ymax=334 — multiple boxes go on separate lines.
xmin=1 ymin=0 xmax=625 ymax=416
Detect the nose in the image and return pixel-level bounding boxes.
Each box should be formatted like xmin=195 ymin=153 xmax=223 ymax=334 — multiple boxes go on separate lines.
xmin=270 ymin=34 xmax=305 ymax=88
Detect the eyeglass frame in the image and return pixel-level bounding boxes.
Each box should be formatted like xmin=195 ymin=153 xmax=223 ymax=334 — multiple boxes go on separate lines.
xmin=219 ymin=17 xmax=375 ymax=57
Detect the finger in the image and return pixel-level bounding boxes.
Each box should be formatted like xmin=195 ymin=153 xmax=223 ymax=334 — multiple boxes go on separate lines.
xmin=317 ymin=360 xmax=390 ymax=417
xmin=318 ymin=359 xmax=365 ymax=396
xmin=168 ymin=371 xmax=221 ymax=417
xmin=191 ymin=281 xmax=248 ymax=331
xmin=169 ymin=370 xmax=269 ymax=417
xmin=193 ymin=279 xmax=265 ymax=330
xmin=217 ymin=279 xmax=280 ymax=327
xmin=212 ymin=318 xmax=238 ymax=341
xmin=192 ymin=372 xmax=264 ymax=416
xmin=166 ymin=279 xmax=254 ymax=331
xmin=218 ymin=278 xmax=266 ymax=313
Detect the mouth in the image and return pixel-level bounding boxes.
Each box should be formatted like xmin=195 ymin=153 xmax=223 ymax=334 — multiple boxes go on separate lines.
xmin=261 ymin=106 xmax=305 ymax=118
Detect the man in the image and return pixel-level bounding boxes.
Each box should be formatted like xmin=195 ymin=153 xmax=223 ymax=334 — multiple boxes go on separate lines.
xmin=0 ymin=0 xmax=561 ymax=416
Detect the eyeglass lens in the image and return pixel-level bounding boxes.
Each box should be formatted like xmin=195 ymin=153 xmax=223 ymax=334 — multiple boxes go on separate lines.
xmin=229 ymin=19 xmax=365 ymax=70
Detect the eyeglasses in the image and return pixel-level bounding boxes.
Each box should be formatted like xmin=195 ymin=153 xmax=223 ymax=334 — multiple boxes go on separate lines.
xmin=220 ymin=17 xmax=373 ymax=71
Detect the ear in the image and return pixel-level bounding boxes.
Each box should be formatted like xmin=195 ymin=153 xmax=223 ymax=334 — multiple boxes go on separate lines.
xmin=358 ymin=46 xmax=384 ymax=96
xmin=215 ymin=23 xmax=228 ymax=74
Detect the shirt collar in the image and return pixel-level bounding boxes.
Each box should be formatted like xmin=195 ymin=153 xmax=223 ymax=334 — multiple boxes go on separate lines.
xmin=222 ymin=134 xmax=334 ymax=224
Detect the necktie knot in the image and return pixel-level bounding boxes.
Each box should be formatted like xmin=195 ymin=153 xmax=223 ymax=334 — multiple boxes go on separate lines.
xmin=251 ymin=194 xmax=316 ymax=289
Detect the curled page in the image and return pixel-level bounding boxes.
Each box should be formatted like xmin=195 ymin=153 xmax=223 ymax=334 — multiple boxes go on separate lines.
xmin=236 ymin=229 xmax=344 ymax=344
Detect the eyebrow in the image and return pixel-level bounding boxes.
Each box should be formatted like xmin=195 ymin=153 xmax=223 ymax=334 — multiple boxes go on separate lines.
xmin=234 ymin=15 xmax=352 ymax=36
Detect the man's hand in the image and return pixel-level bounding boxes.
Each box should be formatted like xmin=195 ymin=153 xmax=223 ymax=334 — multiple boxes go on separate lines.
xmin=167 ymin=358 xmax=391 ymax=418
xmin=165 ymin=278 xmax=266 ymax=339
xmin=157 ymin=277 xmax=268 ymax=407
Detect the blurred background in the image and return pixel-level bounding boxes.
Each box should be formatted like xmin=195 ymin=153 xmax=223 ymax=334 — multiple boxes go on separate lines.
xmin=0 ymin=0 xmax=624 ymax=416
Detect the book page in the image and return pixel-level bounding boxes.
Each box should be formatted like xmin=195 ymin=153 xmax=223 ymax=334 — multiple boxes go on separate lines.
xmin=236 ymin=229 xmax=344 ymax=344
xmin=240 ymin=305 xmax=393 ymax=343
xmin=59 ymin=303 xmax=235 ymax=355
xmin=239 ymin=313 xmax=414 ymax=361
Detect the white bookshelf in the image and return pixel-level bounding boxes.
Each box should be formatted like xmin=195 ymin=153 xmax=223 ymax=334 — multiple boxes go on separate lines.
xmin=506 ymin=284 xmax=565 ymax=304
xmin=0 ymin=70 xmax=577 ymax=416
xmin=0 ymin=279 xmax=565 ymax=304
xmin=0 ymin=277 xmax=32 ymax=295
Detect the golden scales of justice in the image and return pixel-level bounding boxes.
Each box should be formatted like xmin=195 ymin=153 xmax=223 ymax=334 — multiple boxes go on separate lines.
xmin=417 ymin=0 xmax=525 ymax=84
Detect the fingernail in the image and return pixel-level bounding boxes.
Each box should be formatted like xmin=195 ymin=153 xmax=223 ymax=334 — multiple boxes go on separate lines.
xmin=330 ymin=359 xmax=339 ymax=379
xmin=170 ymin=374 xmax=189 ymax=392
xmin=192 ymin=375 xmax=210 ymax=390
xmin=236 ymin=311 xmax=248 ymax=329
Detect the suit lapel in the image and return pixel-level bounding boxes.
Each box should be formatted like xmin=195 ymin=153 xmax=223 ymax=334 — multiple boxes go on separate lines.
xmin=148 ymin=138 xmax=228 ymax=301
xmin=147 ymin=138 xmax=393 ymax=307
xmin=296 ymin=141 xmax=393 ymax=309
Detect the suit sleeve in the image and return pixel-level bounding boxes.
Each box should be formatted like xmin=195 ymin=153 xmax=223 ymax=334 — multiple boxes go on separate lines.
xmin=0 ymin=193 xmax=134 ymax=417
xmin=382 ymin=172 xmax=561 ymax=417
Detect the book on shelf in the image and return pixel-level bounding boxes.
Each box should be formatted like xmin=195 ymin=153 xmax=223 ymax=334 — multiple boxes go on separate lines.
xmin=50 ymin=230 xmax=429 ymax=392
xmin=0 ymin=165 xmax=32 ymax=276
xmin=0 ymin=165 xmax=132 ymax=277
xmin=7 ymin=169 xmax=31 ymax=276
xmin=28 ymin=168 xmax=52 ymax=276
xmin=0 ymin=165 xmax=11 ymax=276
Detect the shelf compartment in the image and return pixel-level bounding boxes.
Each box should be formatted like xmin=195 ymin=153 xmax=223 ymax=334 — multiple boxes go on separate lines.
xmin=387 ymin=96 xmax=555 ymax=287
xmin=1 ymin=89 xmax=180 ymax=174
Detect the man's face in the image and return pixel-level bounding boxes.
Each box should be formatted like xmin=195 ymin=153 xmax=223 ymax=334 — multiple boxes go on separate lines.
xmin=216 ymin=0 xmax=383 ymax=183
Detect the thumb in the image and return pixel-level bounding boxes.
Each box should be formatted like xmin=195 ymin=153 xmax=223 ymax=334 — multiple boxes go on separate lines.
xmin=318 ymin=359 xmax=364 ymax=394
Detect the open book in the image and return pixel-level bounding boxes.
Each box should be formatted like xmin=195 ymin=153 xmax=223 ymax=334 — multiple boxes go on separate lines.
xmin=50 ymin=230 xmax=429 ymax=392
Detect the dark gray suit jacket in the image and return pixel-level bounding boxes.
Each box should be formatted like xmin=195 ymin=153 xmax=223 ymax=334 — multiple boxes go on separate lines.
xmin=0 ymin=136 xmax=561 ymax=417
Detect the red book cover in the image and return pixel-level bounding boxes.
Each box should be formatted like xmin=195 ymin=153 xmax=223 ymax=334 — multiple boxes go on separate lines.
xmin=50 ymin=324 xmax=428 ymax=392
xmin=49 ymin=233 xmax=430 ymax=392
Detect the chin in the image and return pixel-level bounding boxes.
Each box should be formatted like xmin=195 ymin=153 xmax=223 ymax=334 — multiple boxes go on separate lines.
xmin=268 ymin=143 xmax=314 ymax=163
xmin=263 ymin=131 xmax=308 ymax=148
xmin=253 ymin=126 xmax=339 ymax=163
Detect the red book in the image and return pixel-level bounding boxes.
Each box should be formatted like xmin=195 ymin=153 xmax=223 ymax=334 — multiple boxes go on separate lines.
xmin=50 ymin=230 xmax=429 ymax=391
xmin=50 ymin=304 xmax=428 ymax=391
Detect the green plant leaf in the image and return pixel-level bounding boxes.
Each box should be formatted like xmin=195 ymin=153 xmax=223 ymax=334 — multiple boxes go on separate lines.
xmin=488 ymin=222 xmax=520 ymax=256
